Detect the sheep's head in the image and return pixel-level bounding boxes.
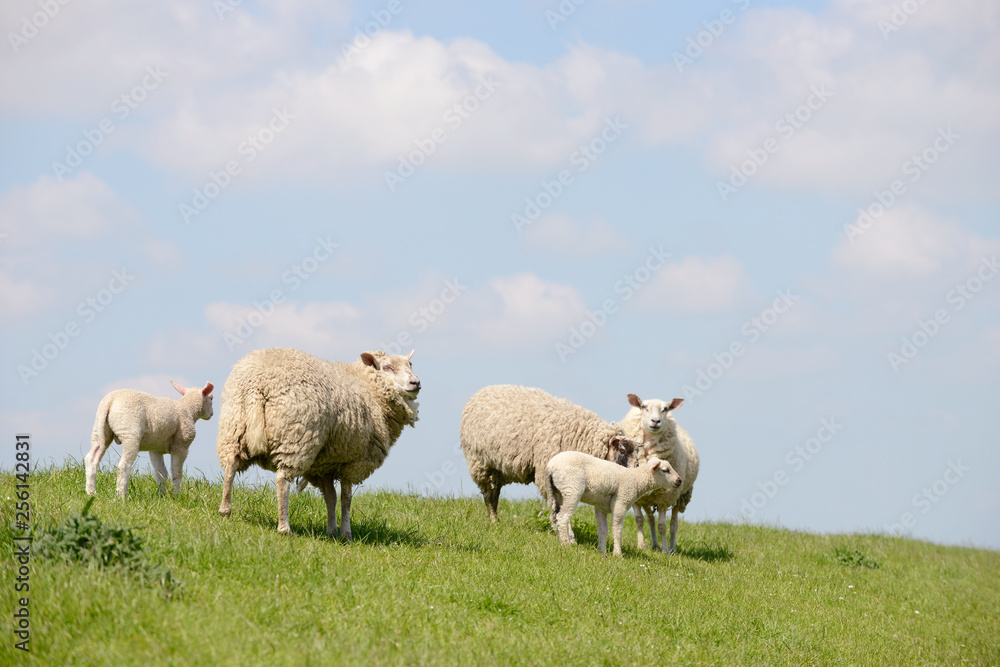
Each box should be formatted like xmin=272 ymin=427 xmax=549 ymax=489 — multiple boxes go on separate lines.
xmin=627 ymin=394 xmax=683 ymax=437
xmin=607 ymin=435 xmax=640 ymax=467
xmin=361 ymin=350 xmax=421 ymax=399
xmin=171 ymin=380 xmax=215 ymax=420
xmin=646 ymin=456 xmax=682 ymax=488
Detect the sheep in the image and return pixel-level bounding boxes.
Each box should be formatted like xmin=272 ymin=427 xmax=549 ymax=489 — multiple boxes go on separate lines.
xmin=459 ymin=384 xmax=639 ymax=523
xmin=85 ymin=380 xmax=215 ymax=498
xmin=546 ymin=451 xmax=682 ymax=557
xmin=216 ymin=347 xmax=420 ymax=538
xmin=621 ymin=393 xmax=700 ymax=554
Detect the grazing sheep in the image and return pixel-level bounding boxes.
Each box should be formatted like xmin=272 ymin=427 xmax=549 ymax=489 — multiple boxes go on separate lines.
xmin=460 ymin=384 xmax=639 ymax=523
xmin=546 ymin=452 xmax=682 ymax=557
xmin=216 ymin=347 xmax=420 ymax=538
xmin=85 ymin=380 xmax=215 ymax=498
xmin=621 ymin=394 xmax=700 ymax=554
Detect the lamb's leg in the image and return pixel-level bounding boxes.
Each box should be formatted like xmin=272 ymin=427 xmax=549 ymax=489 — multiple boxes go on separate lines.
xmin=276 ymin=468 xmax=291 ymax=534
xmin=149 ymin=452 xmax=169 ymax=494
xmin=611 ymin=507 xmax=625 ymax=557
xmin=115 ymin=437 xmax=141 ymax=498
xmin=169 ymin=444 xmax=189 ymax=494
xmin=632 ymin=505 xmax=644 ymax=550
xmin=556 ymin=492 xmax=580 ymax=546
xmin=668 ymin=506 xmax=680 ymax=554
xmin=658 ymin=507 xmax=669 ymax=554
xmin=340 ymin=481 xmax=353 ymax=541
xmin=321 ymin=475 xmax=338 ymax=537
xmin=595 ymin=508 xmax=609 ymax=555
xmin=647 ymin=508 xmax=660 ymax=551
xmin=85 ymin=432 xmax=112 ymax=495
xmin=219 ymin=459 xmax=237 ymax=516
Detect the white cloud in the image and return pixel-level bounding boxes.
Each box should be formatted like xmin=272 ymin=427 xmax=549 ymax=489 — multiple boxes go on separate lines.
xmin=0 ymin=270 xmax=53 ymax=316
xmin=520 ymin=215 xmax=630 ymax=256
xmin=633 ymin=255 xmax=753 ymax=314
xmin=468 ymin=273 xmax=588 ymax=348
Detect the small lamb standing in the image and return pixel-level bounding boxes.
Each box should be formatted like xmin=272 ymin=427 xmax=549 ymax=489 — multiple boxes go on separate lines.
xmin=621 ymin=394 xmax=700 ymax=554
xmin=460 ymin=384 xmax=639 ymax=523
xmin=85 ymin=380 xmax=215 ymax=498
xmin=546 ymin=451 xmax=682 ymax=557
xmin=216 ymin=347 xmax=420 ymax=538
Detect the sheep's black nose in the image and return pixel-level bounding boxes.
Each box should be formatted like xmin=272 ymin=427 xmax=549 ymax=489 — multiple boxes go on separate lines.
xmin=411 ymin=379 xmax=421 ymax=390
xmin=674 ymin=478 xmax=682 ymax=487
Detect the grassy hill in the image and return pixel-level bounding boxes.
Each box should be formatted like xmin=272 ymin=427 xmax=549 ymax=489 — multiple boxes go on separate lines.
xmin=2 ymin=464 xmax=998 ymax=665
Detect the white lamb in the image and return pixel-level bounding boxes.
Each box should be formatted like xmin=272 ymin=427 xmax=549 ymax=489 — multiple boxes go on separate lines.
xmin=85 ymin=380 xmax=215 ymax=498
xmin=216 ymin=347 xmax=420 ymax=537
xmin=546 ymin=451 xmax=682 ymax=557
xmin=621 ymin=393 xmax=700 ymax=554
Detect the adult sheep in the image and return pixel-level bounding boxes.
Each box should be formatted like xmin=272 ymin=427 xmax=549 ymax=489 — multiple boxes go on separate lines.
xmin=621 ymin=394 xmax=699 ymax=554
xmin=216 ymin=347 xmax=420 ymax=538
xmin=460 ymin=384 xmax=639 ymax=523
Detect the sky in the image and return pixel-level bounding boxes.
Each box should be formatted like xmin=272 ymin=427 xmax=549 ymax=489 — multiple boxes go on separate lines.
xmin=1 ymin=0 xmax=998 ymax=550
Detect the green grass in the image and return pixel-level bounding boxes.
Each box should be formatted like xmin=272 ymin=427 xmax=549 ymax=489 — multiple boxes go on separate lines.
xmin=3 ymin=463 xmax=998 ymax=666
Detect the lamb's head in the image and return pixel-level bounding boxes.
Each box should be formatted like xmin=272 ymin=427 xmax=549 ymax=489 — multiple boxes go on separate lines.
xmin=361 ymin=350 xmax=421 ymax=399
xmin=171 ymin=380 xmax=215 ymax=420
xmin=607 ymin=435 xmax=641 ymax=467
xmin=646 ymin=456 xmax=682 ymax=489
xmin=627 ymin=394 xmax=683 ymax=438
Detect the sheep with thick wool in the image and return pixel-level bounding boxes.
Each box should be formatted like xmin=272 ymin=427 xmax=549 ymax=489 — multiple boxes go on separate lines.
xmin=85 ymin=380 xmax=215 ymax=498
xmin=546 ymin=451 xmax=682 ymax=557
xmin=216 ymin=347 xmax=420 ymax=538
xmin=460 ymin=385 xmax=639 ymax=523
xmin=621 ymin=393 xmax=700 ymax=554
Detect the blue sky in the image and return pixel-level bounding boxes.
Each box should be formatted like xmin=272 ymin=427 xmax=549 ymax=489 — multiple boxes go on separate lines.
xmin=2 ymin=0 xmax=998 ymax=549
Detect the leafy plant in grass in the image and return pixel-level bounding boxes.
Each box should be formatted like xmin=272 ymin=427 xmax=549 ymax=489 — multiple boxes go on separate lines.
xmin=35 ymin=497 xmax=180 ymax=594
xmin=833 ymin=546 xmax=880 ymax=569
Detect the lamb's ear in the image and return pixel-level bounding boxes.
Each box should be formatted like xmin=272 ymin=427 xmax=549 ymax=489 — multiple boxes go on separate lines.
xmin=627 ymin=393 xmax=642 ymax=408
xmin=170 ymin=380 xmax=187 ymax=395
xmin=202 ymin=382 xmax=214 ymax=396
xmin=405 ymin=349 xmax=414 ymax=361
xmin=360 ymin=352 xmax=378 ymax=368
xmin=646 ymin=457 xmax=660 ymax=470
xmin=667 ymin=397 xmax=684 ymax=411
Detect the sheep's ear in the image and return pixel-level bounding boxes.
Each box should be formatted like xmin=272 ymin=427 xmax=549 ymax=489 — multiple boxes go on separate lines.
xmin=202 ymin=382 xmax=214 ymax=396
xmin=405 ymin=349 xmax=414 ymax=361
xmin=627 ymin=393 xmax=642 ymax=408
xmin=170 ymin=380 xmax=187 ymax=395
xmin=360 ymin=352 xmax=378 ymax=368
xmin=667 ymin=397 xmax=684 ymax=411
xmin=646 ymin=457 xmax=660 ymax=470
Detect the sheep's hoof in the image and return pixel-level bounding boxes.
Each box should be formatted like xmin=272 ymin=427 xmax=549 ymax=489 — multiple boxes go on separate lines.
xmin=218 ymin=507 xmax=231 ymax=517
xmin=277 ymin=526 xmax=291 ymax=535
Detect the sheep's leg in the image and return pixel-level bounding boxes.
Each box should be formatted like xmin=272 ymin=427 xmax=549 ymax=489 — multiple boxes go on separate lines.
xmin=611 ymin=507 xmax=625 ymax=557
xmin=169 ymin=445 xmax=189 ymax=494
xmin=85 ymin=433 xmax=112 ymax=495
xmin=149 ymin=452 xmax=169 ymax=494
xmin=276 ymin=468 xmax=291 ymax=534
xmin=646 ymin=508 xmax=660 ymax=551
xmin=658 ymin=507 xmax=669 ymax=554
xmin=556 ymin=495 xmax=579 ymax=546
xmin=115 ymin=437 xmax=141 ymax=498
xmin=595 ymin=508 xmax=609 ymax=554
xmin=668 ymin=506 xmax=680 ymax=555
xmin=321 ymin=475 xmax=338 ymax=537
xmin=483 ymin=478 xmax=502 ymax=523
xmin=340 ymin=481 xmax=353 ymax=541
xmin=633 ymin=505 xmax=647 ymax=550
xmin=219 ymin=459 xmax=237 ymax=516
